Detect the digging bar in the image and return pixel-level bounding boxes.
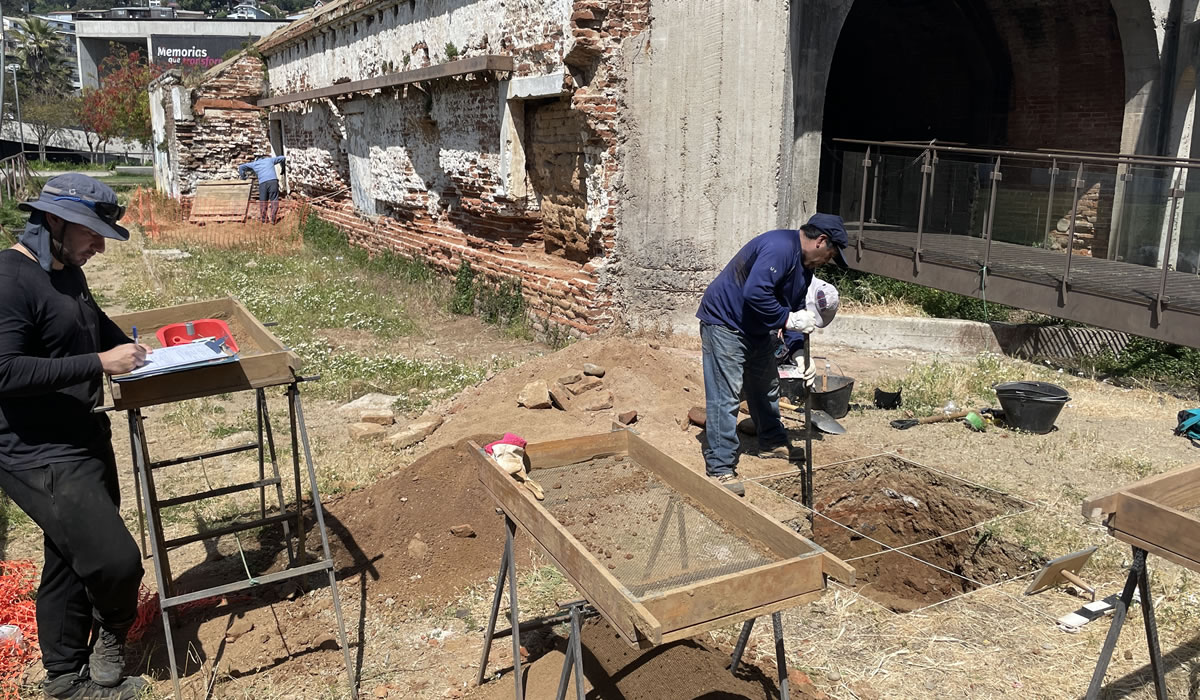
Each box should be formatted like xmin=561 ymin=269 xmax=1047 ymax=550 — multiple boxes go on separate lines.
xmin=802 ymin=342 xmax=813 ymax=509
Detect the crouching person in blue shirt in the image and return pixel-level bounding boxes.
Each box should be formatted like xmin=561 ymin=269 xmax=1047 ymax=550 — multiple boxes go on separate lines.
xmin=237 ymin=155 xmax=287 ymax=224
xmin=695 ymin=213 xmax=849 ymax=496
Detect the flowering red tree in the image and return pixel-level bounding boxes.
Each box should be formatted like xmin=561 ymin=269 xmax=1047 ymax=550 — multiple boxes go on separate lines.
xmin=78 ymin=45 xmax=165 ymax=151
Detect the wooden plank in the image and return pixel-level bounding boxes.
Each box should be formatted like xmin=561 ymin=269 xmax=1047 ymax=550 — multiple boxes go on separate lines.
xmin=656 ymin=590 xmax=822 ymax=646
xmin=821 ymin=551 xmax=856 ymax=585
xmin=110 ymin=354 xmax=296 ymax=410
xmin=640 ymin=556 xmax=823 ymax=633
xmin=626 ymin=433 xmax=822 ymax=559
xmin=230 ymin=297 xmax=293 ymax=362
xmin=257 ymin=55 xmax=515 ymax=107
xmin=1110 ymin=492 xmax=1200 ymax=570
xmin=1083 ymin=463 xmax=1200 ymax=520
xmin=1127 ymin=463 xmax=1200 ymax=511
xmin=471 ymin=442 xmax=663 ymax=646
xmin=111 ymin=299 xmax=233 ymax=337
xmin=1107 ymin=528 xmax=1200 ymax=573
xmin=190 ymin=181 xmax=251 ymax=223
xmin=524 ymin=430 xmax=629 ymax=469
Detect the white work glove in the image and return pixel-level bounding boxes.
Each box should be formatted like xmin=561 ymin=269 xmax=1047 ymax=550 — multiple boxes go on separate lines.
xmin=793 ymin=353 xmax=816 ymax=388
xmin=785 ymin=309 xmax=818 ymax=334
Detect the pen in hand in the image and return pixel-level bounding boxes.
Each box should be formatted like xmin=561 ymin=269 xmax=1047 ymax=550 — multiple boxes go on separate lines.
xmin=132 ymin=326 xmax=138 ymax=345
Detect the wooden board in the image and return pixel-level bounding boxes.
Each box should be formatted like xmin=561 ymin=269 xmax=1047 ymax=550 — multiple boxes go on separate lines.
xmin=109 ymin=297 xmax=299 ymax=410
xmin=190 ymin=180 xmax=252 ymax=223
xmin=1083 ymin=464 xmax=1200 ymax=574
xmin=474 ymin=430 xmax=853 ymax=649
xmin=1024 ymin=547 xmax=1097 ymax=596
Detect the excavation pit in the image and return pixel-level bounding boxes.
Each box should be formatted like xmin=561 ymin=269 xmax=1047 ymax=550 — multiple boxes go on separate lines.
xmin=749 ymin=455 xmax=1040 ymax=612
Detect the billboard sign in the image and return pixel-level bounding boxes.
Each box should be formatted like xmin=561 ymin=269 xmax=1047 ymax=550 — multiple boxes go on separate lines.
xmin=151 ymin=34 xmax=260 ymax=69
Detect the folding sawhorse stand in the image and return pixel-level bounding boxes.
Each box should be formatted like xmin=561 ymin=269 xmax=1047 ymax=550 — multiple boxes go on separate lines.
xmin=475 ymin=513 xmax=795 ymax=700
xmin=1085 ymin=547 xmax=1166 ymax=700
xmin=110 ymin=299 xmax=357 ymax=699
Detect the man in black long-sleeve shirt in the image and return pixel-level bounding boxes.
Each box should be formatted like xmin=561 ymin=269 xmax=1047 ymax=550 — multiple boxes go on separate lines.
xmin=0 ymin=174 xmax=153 ymax=699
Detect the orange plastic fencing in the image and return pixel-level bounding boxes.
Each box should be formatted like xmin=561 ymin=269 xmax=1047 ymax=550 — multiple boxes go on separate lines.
xmin=0 ymin=560 xmax=40 ymax=698
xmin=127 ymin=188 xmax=305 ymax=254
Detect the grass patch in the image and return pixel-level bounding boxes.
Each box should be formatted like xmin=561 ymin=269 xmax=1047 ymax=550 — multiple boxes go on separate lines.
xmin=138 ymin=211 xmax=494 ymax=404
xmin=822 ymin=267 xmax=1013 ymax=323
xmin=1068 ymin=335 xmax=1200 ymax=391
xmin=449 ymin=258 xmax=532 ymax=338
xmin=1101 ymin=454 xmax=1158 ymax=480
xmin=869 ymin=352 xmax=1083 ymax=415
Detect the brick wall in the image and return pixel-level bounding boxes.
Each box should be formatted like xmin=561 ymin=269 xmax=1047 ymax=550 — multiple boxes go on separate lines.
xmin=158 ymin=54 xmax=275 ymax=195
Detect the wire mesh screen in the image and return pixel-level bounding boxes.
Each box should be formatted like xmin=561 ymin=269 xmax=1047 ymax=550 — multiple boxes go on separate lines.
xmin=127 ymin=188 xmax=305 ymax=254
xmin=535 ymin=455 xmax=777 ymax=599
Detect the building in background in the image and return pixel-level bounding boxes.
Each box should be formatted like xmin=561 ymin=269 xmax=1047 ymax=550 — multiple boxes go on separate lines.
xmin=149 ymin=0 xmax=1200 ymax=338
xmin=74 ymin=8 xmax=288 ymax=89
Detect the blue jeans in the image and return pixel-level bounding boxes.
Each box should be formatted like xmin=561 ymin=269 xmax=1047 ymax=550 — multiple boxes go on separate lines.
xmin=700 ymin=322 xmax=788 ymax=477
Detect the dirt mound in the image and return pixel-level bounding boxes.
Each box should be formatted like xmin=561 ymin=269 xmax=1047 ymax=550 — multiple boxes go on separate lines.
xmin=474 ymin=617 xmax=827 ymax=700
xmin=320 ymin=435 xmax=519 ymax=609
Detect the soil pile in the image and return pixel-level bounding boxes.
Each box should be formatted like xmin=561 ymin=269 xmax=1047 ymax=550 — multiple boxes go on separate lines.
xmin=475 ymin=617 xmax=829 ymax=700
xmin=319 ymin=435 xmax=517 ymax=607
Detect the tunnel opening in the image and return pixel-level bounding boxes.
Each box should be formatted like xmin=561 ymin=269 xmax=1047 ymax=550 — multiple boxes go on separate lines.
xmin=817 ymin=0 xmax=1128 ymax=257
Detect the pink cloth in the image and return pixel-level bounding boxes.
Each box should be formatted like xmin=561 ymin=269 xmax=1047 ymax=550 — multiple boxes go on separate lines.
xmin=484 ymin=433 xmax=527 ymax=454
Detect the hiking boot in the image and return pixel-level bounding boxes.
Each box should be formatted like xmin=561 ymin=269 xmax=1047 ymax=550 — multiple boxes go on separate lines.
xmin=87 ymin=627 xmax=128 ymax=687
xmin=43 ymin=671 xmax=148 ymax=699
xmin=760 ymin=444 xmax=804 ymax=462
xmin=714 ymin=473 xmax=745 ymax=497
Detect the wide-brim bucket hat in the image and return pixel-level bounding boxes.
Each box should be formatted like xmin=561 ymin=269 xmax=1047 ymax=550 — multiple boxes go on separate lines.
xmin=18 ymin=173 xmax=129 ymax=241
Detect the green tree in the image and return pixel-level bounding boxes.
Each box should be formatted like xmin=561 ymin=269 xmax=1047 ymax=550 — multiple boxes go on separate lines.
xmin=23 ymin=95 xmax=77 ymax=161
xmin=14 ymin=17 xmax=71 ymax=96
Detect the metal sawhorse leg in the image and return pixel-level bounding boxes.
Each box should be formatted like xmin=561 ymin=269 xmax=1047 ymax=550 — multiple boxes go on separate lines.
xmin=1085 ymin=547 xmax=1166 ymax=700
xmin=128 ymin=381 xmax=357 ymax=699
xmin=476 ymin=514 xmax=596 ymax=700
xmin=729 ymin=612 xmax=792 ymax=700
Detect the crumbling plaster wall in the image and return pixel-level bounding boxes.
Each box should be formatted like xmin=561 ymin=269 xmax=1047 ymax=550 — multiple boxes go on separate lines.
xmin=151 ymin=55 xmax=275 ymax=197
xmin=263 ymin=0 xmax=646 ymax=337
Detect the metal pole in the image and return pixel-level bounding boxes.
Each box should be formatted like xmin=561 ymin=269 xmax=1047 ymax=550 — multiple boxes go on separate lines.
xmin=914 ymin=150 xmax=931 ymax=271
xmin=1062 ymin=162 xmax=1084 ymax=298
xmin=856 ymin=147 xmax=870 ymax=260
xmin=505 ymin=516 xmax=523 ymax=700
xmin=1137 ymin=553 xmax=1167 ymax=700
xmin=1044 ymin=158 xmax=1059 ymax=249
xmin=1086 ymin=548 xmax=1150 ymax=700
xmin=9 ymin=69 xmax=20 ymax=160
xmin=772 ymin=612 xmax=791 ymax=700
xmin=870 ymin=152 xmax=881 ymax=223
xmin=1156 ymin=168 xmax=1182 ymax=320
xmin=729 ymin=618 xmax=755 ymax=672
xmin=477 ymin=514 xmax=513 ymax=688
xmin=802 ymin=341 xmax=813 ymax=510
xmin=982 ymin=156 xmax=1002 ymax=275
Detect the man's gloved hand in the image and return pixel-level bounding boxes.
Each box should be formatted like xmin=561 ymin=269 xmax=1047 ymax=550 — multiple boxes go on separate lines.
xmin=785 ymin=309 xmax=818 ymax=334
xmin=790 ymin=350 xmax=817 ymax=388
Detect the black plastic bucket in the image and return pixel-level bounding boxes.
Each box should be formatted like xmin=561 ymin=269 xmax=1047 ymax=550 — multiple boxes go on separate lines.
xmin=874 ymin=388 xmax=902 ymax=409
xmin=994 ymin=381 xmax=1069 ymax=434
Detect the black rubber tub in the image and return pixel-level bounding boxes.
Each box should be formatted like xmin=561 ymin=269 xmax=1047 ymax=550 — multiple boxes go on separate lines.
xmin=994 ymin=381 xmax=1069 ymax=434
xmin=780 ymin=374 xmax=855 ymax=419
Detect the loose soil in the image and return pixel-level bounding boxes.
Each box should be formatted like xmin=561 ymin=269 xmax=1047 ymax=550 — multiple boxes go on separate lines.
xmin=539 ymin=454 xmax=777 ymax=598
xmin=476 ymin=617 xmax=828 ymax=700
xmin=753 ymin=455 xmax=1041 ymax=612
xmin=314 ymin=435 xmax=520 ymax=610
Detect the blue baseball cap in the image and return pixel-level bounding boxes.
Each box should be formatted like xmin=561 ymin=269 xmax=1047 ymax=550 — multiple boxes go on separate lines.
xmin=19 ymin=173 xmax=129 ymax=241
xmin=805 ymin=213 xmax=849 ymax=268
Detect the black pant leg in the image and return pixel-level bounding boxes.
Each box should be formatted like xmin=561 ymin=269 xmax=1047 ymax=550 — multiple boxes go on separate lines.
xmin=0 ymin=449 xmax=143 ymax=673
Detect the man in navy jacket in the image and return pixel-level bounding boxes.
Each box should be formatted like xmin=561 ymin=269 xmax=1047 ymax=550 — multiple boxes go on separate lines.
xmin=695 ymin=213 xmax=849 ymax=495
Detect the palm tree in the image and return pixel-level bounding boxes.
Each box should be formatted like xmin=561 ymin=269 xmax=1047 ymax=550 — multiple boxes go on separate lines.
xmin=14 ymin=18 xmax=70 ymax=96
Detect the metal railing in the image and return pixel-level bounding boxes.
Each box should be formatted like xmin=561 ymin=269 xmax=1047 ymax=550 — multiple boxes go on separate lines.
xmin=830 ymin=138 xmax=1200 ymax=317
xmin=0 ymin=152 xmax=32 ymax=204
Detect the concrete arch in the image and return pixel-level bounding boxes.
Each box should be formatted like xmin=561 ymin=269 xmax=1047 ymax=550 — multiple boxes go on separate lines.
xmin=1109 ymin=0 xmax=1170 ymax=153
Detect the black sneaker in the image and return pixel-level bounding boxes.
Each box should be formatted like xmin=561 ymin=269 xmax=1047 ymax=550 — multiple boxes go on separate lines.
xmin=43 ymin=671 xmax=148 ymax=699
xmin=88 ymin=627 xmax=127 ymax=687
